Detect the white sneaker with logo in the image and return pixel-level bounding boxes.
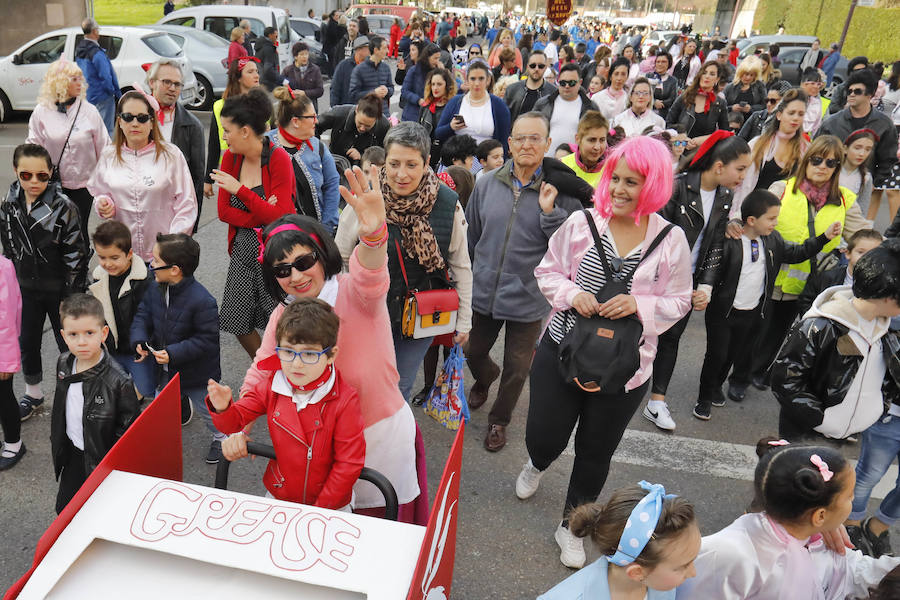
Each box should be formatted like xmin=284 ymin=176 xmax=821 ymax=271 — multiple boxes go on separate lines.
xmin=643 ymin=401 xmax=676 ymax=431
xmin=515 ymin=459 xmax=544 ymax=499
xmin=555 ymin=522 xmax=586 ymax=569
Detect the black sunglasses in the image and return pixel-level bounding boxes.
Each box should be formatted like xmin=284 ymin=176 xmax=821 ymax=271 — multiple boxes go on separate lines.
xmin=750 ymin=239 xmax=759 ymax=263
xmin=18 ymin=171 xmax=51 ymax=182
xmin=272 ymin=251 xmax=319 ymax=279
xmin=848 ymin=87 xmax=867 ymax=96
xmin=809 ymin=156 xmax=839 ymax=169
xmin=766 ymin=98 xmax=779 ymax=105
xmin=119 ymin=112 xmax=153 ymax=123
xmin=528 ymin=62 xmax=547 ymax=69
xmin=149 ymin=264 xmax=175 ymax=272
xmin=558 ymin=79 xmax=579 ymax=87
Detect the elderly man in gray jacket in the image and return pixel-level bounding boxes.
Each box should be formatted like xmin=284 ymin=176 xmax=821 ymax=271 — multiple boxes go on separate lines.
xmin=464 ymin=112 xmax=582 ymax=452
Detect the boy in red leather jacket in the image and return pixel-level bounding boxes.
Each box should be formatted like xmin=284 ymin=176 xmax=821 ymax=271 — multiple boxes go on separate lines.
xmin=207 ymin=298 xmax=365 ymax=509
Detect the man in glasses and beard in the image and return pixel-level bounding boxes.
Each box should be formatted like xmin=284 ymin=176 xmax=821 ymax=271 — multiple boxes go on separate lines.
xmin=504 ymin=50 xmax=556 ymax=123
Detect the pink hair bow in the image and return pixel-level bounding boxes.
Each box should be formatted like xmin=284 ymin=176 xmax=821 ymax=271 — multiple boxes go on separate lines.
xmin=130 ymin=81 xmax=160 ymax=113
xmin=810 ymin=455 xmax=833 ymax=482
xmin=768 ymin=439 xmax=790 ymax=447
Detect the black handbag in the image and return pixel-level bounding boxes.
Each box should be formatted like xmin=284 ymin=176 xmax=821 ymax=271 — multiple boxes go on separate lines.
xmin=557 ymin=210 xmax=674 ymax=392
xmin=51 ymin=100 xmax=82 ymax=184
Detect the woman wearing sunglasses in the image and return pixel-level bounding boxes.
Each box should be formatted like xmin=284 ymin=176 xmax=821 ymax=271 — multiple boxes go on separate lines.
xmin=240 ymin=173 xmax=426 ymax=525
xmin=87 ymin=89 xmax=197 ymax=263
xmin=267 ymin=87 xmax=340 ymax=235
xmin=26 ymin=59 xmax=109 ymax=251
xmin=210 ymin=88 xmax=296 ymax=359
xmin=749 ymin=135 xmax=871 ymax=391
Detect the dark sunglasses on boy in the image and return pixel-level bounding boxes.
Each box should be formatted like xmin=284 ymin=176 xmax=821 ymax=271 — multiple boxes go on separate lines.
xmin=809 ymin=156 xmax=839 ymax=169
xmin=272 ymin=251 xmax=319 ymax=279
xmin=119 ymin=112 xmax=153 ymax=123
xmin=18 ymin=171 xmax=51 ymax=182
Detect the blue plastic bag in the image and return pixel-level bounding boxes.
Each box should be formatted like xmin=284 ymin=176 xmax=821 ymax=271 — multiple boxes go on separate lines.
xmin=424 ymin=344 xmax=470 ymax=430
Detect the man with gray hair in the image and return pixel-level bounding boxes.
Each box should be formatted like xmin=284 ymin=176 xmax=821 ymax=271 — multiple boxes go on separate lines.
xmin=240 ymin=19 xmax=255 ymax=55
xmin=74 ymin=18 xmax=120 ymax=135
xmin=464 ymin=111 xmax=582 ymax=452
xmin=147 ymin=59 xmax=205 ymax=230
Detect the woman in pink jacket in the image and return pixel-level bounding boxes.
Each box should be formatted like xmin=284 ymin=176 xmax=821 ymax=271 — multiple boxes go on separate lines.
xmin=0 ymin=255 xmax=24 ymax=470
xmin=234 ymin=166 xmax=425 ymax=525
xmin=514 ymin=136 xmax=694 ymax=569
xmin=88 ymin=89 xmax=197 ymax=262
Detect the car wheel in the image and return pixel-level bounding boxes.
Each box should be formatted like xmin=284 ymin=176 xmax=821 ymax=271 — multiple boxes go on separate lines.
xmin=187 ymin=74 xmax=213 ymax=111
xmin=0 ymin=89 xmax=11 ymax=123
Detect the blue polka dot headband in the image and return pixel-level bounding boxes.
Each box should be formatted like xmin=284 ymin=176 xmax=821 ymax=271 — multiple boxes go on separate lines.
xmin=607 ymin=481 xmax=676 ymax=567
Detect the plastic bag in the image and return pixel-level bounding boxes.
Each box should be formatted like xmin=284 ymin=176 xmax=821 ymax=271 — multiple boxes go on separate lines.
xmin=424 ymin=344 xmax=470 ymax=430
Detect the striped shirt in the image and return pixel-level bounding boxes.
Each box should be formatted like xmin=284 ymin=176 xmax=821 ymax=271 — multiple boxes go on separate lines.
xmin=548 ymin=230 xmax=643 ymax=344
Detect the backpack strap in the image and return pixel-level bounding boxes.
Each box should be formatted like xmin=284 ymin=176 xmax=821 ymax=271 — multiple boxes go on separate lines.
xmin=621 ymin=223 xmax=675 ymax=286
xmin=581 ymin=209 xmax=675 ymax=287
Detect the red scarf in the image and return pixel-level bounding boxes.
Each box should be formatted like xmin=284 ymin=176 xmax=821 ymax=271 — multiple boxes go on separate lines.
xmin=157 ymin=104 xmax=174 ymax=125
xmin=699 ymin=90 xmax=717 ymax=113
xmin=289 ymin=364 xmax=334 ymax=392
xmin=278 ymin=126 xmax=314 ymax=151
xmin=799 ymin=179 xmax=831 ymax=210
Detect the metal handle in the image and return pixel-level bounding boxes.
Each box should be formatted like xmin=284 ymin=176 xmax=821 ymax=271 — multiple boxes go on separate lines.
xmin=214 ymin=442 xmax=399 ymax=521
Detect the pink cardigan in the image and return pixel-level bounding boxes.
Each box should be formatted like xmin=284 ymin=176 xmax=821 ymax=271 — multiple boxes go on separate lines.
xmin=534 ymin=210 xmax=693 ymax=391
xmin=242 ymin=248 xmax=405 ymax=427
xmin=0 ymin=256 xmax=22 ymax=373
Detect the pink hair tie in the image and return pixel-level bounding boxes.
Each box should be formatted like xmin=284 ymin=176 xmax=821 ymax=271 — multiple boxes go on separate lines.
xmin=810 ymin=455 xmax=834 ymax=482
xmin=608 ymin=127 xmax=616 ymax=136
xmin=255 ymin=223 xmax=321 ymax=264
xmin=130 ymin=81 xmax=160 ymax=113
xmin=768 ymin=439 xmax=790 ymax=446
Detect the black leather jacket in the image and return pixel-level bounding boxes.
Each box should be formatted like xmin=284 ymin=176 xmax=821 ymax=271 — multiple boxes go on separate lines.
xmin=0 ymin=181 xmax=87 ymax=293
xmin=658 ymin=171 xmax=730 ymax=286
xmin=504 ymin=79 xmax=556 ymax=122
xmin=316 ymin=104 xmax=389 ymax=166
xmin=51 ymin=351 xmax=140 ymax=478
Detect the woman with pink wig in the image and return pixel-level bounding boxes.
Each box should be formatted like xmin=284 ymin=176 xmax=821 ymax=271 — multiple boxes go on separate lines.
xmin=516 ymin=136 xmax=694 ymax=569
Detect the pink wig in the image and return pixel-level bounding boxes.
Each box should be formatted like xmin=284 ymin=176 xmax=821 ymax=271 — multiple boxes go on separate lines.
xmin=592 ymin=136 xmax=674 ymax=222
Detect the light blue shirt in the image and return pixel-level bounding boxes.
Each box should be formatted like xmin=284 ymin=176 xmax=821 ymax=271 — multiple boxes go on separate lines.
xmin=538 ymin=556 xmax=676 ymax=600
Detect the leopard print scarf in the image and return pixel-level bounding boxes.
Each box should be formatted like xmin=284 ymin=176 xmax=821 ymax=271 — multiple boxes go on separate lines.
xmin=382 ymin=166 xmax=446 ymax=272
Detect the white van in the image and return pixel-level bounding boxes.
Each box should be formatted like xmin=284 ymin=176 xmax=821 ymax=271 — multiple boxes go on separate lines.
xmin=157 ymin=5 xmax=292 ymax=71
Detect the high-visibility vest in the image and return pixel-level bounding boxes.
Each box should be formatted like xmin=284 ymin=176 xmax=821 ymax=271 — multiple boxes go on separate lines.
xmin=561 ymin=152 xmax=603 ymax=188
xmin=213 ymin=98 xmax=227 ymax=152
xmin=774 ymin=177 xmax=856 ymax=295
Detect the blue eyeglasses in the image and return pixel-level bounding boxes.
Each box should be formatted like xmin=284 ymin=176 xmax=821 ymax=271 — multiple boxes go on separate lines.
xmin=274 ymin=346 xmax=332 ymax=364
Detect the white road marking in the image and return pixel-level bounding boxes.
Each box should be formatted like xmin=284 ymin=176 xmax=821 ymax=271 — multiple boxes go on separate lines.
xmin=562 ymin=428 xmax=897 ymax=500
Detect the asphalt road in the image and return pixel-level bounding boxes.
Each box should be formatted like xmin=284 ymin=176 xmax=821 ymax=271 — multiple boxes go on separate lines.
xmin=1 ymin=75 xmax=898 ymax=598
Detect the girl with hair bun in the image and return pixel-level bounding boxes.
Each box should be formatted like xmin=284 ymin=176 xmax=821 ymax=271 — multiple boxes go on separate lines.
xmin=539 ymin=482 xmax=701 ymax=599
xmin=676 ymin=438 xmax=900 ymax=599
xmin=211 ymin=88 xmax=296 ymax=358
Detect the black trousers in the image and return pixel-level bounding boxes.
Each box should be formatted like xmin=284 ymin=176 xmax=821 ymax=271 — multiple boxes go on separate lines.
xmin=651 ymin=310 xmax=692 ymax=396
xmin=751 ymin=299 xmax=799 ymax=382
xmin=56 ymin=441 xmax=86 ymax=514
xmin=526 ymin=335 xmax=650 ymax=517
xmin=698 ymin=305 xmax=762 ymax=401
xmin=62 ymin=187 xmax=93 ymax=253
xmin=20 ymin=289 xmax=65 ymax=385
xmin=0 ymin=377 xmax=20 ymax=444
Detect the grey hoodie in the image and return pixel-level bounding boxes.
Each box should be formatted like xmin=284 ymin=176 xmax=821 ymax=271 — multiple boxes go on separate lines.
xmin=465 ymin=161 xmax=582 ymax=322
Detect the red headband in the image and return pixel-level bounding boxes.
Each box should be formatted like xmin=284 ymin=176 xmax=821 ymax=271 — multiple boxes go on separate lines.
xmin=236 ymin=56 xmax=261 ymax=71
xmin=689 ymin=129 xmax=734 ymax=167
xmin=437 ymin=171 xmax=456 ymax=190
xmin=287 ymin=87 xmax=296 ymax=100
xmin=255 ymin=224 xmax=322 ymax=263
xmin=845 ymin=128 xmax=880 ymax=144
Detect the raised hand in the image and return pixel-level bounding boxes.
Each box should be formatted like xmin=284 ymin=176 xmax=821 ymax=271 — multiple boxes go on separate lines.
xmin=825 ymin=221 xmax=842 ymax=240
xmin=207 ymin=379 xmax=233 ymax=413
xmin=538 ymin=181 xmax=558 ymax=214
xmin=340 ymin=165 xmax=386 ymax=238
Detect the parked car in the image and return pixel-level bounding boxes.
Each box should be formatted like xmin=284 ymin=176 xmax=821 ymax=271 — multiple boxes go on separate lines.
xmin=0 ymin=26 xmax=198 ymax=122
xmin=641 ymin=29 xmax=680 ymax=56
xmin=363 ymin=15 xmax=404 ymax=39
xmin=737 ymin=35 xmax=849 ymax=88
xmin=736 ymin=35 xmax=818 ymax=59
xmin=288 ymin=18 xmax=329 ymax=75
xmin=345 ymin=4 xmax=423 ymax=23
xmin=158 ymin=4 xmax=293 ymax=71
xmin=145 ymin=24 xmax=226 ymax=111
xmin=776 ymin=45 xmax=849 ymax=88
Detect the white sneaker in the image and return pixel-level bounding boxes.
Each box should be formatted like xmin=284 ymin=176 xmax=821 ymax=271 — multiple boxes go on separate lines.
xmin=554 ymin=522 xmax=586 ymax=569
xmin=515 ymin=459 xmax=544 ymax=499
xmin=643 ymin=402 xmax=676 ymax=431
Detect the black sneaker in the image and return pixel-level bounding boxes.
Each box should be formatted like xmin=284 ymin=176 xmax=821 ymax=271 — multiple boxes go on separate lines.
xmin=0 ymin=443 xmax=26 ymax=471
xmin=846 ymin=524 xmax=872 ymax=556
xmin=751 ymin=375 xmax=769 ymax=391
xmin=18 ymin=395 xmax=43 ymax=421
xmin=863 ymin=517 xmax=893 ymax=558
xmin=181 ymin=394 xmax=194 ymax=426
xmin=727 ymin=383 xmax=747 ymax=403
xmin=692 ymin=401 xmax=711 ymax=421
xmin=206 ymin=440 xmax=223 ymax=465
xmin=411 ymin=387 xmax=430 ymax=407
xmin=711 ymin=389 xmax=726 ymax=408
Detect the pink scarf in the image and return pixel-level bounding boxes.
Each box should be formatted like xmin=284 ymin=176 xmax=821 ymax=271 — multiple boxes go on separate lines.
xmin=764 ymin=515 xmax=825 ymax=600
xmin=799 ymin=179 xmax=831 ymax=210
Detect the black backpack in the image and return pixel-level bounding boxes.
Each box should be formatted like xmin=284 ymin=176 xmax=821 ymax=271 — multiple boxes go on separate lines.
xmin=557 ymin=210 xmax=674 ymax=392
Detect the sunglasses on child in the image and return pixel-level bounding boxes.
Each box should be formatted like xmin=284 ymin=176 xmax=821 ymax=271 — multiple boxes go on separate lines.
xmin=272 ymin=251 xmax=319 ymax=278
xmin=809 ymin=156 xmax=839 ymax=169
xmin=18 ymin=171 xmax=51 ymax=182
xmin=119 ymin=112 xmax=153 ymax=123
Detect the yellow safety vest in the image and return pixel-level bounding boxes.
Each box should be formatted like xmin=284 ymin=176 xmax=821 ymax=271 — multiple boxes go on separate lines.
xmin=774 ymin=177 xmax=856 ymax=295
xmin=561 ymin=152 xmax=603 ymax=189
xmin=213 ymin=98 xmax=228 ymax=152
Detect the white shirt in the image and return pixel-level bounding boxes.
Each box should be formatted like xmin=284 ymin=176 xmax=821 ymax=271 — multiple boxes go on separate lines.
xmin=457 ymin=94 xmax=495 ymax=145
xmin=611 ymin=108 xmax=666 ymax=138
xmin=591 ymin=88 xmax=628 ymax=121
xmin=544 ymin=42 xmax=559 ymax=67
xmin=690 ymin=188 xmax=717 ymax=270
xmin=733 ymin=235 xmax=766 ymax=310
xmin=547 ymin=95 xmax=582 ymax=156
xmin=157 ymin=106 xmax=176 ymax=142
xmin=66 ymin=358 xmax=85 ymax=450
xmin=804 ymin=95 xmax=823 ymax=135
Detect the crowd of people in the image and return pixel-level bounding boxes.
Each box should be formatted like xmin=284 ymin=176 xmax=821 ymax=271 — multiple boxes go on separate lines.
xmin=2 ymin=11 xmax=900 ymax=599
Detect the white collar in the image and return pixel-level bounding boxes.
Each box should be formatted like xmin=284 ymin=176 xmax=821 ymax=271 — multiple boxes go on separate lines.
xmin=271 ymin=368 xmax=336 ymax=412
xmin=318 ymin=276 xmax=339 ymax=306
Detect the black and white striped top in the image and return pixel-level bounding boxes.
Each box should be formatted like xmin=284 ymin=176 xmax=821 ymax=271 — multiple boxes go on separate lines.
xmin=548 ymin=230 xmax=643 ymax=344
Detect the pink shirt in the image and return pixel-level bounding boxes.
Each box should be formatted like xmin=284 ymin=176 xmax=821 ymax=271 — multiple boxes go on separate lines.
xmin=0 ymin=256 xmax=22 ymax=373
xmin=534 ymin=210 xmax=693 ymax=391
xmin=88 ymin=141 xmax=197 ymax=262
xmin=26 ymin=100 xmax=109 ymax=190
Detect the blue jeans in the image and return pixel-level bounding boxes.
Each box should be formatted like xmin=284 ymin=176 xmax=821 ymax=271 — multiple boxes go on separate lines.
xmin=94 ymin=95 xmax=117 ymax=136
xmin=112 ymin=353 xmax=157 ymax=400
xmin=182 ymin=384 xmax=226 ymax=440
xmin=392 ymin=331 xmax=435 ymax=402
xmin=849 ymin=415 xmax=900 ymax=525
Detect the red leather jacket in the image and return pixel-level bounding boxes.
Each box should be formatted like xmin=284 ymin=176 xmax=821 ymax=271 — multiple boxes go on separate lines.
xmin=209 ymin=357 xmax=366 ymax=508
